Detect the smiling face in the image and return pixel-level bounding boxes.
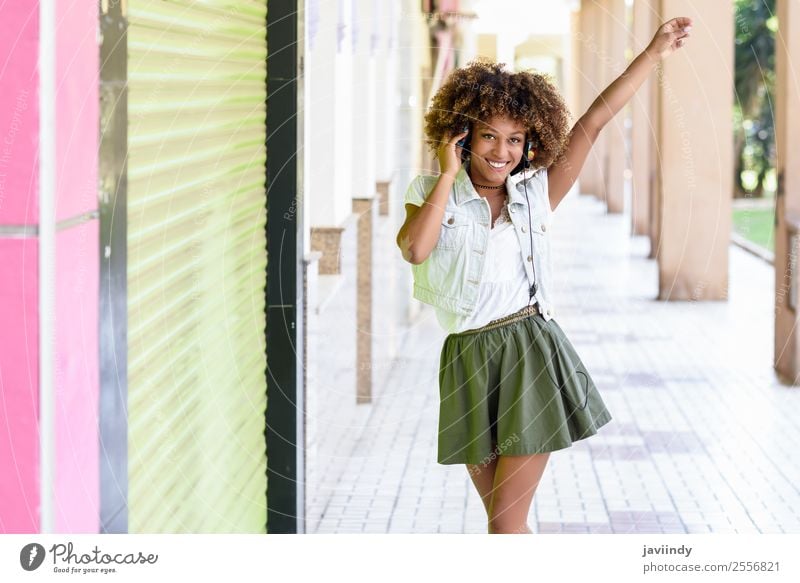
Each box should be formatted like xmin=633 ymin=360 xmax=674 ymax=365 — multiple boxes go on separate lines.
xmin=466 ymin=115 xmax=528 ymax=186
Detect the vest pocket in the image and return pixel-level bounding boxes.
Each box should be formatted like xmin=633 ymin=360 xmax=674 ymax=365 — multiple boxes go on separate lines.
xmin=436 ymin=211 xmax=469 ymax=250
xmin=529 ymin=211 xmax=549 ymax=235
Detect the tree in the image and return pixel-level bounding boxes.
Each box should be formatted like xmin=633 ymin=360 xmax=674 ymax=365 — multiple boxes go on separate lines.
xmin=733 ymin=0 xmax=776 ymax=198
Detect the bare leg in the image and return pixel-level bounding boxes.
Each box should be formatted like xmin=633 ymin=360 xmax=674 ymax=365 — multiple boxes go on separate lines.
xmin=488 ymin=452 xmax=550 ymax=534
xmin=466 ymin=448 xmax=499 ymax=517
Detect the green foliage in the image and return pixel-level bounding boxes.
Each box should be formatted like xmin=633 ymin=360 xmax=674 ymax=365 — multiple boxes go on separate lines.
xmin=734 ymin=0 xmax=776 ymax=197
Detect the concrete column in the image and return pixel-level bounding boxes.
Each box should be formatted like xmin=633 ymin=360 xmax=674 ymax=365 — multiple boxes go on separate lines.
xmin=353 ymin=197 xmax=373 ymax=403
xmin=631 ymin=0 xmax=657 ymax=238
xmin=455 ymin=0 xmax=479 ymax=66
xmin=307 ymin=0 xmax=338 ymax=233
xmin=353 ymin=0 xmax=378 ymax=404
xmin=601 ymin=0 xmax=627 ymax=214
xmin=655 ymin=0 xmax=733 ymax=301
xmin=647 ymin=37 xmax=660 ymax=260
xmin=477 ymin=33 xmax=498 ymax=61
xmin=577 ymin=0 xmax=604 ymax=200
xmin=334 ymin=0 xmax=355 ymax=221
xmin=374 ymin=0 xmax=399 ymax=217
xmin=568 ymin=6 xmax=582 ymax=121
xmin=352 ymin=0 xmax=377 ymax=202
xmin=774 ymin=0 xmax=800 ymax=384
xmin=309 ymin=0 xmax=353 ymax=274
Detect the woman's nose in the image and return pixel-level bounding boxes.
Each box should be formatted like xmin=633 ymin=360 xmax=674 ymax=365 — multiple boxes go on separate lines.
xmin=492 ymin=145 xmax=510 ymax=159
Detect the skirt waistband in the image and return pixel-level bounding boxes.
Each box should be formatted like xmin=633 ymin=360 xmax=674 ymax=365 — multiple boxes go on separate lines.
xmin=453 ymin=303 xmax=541 ymax=336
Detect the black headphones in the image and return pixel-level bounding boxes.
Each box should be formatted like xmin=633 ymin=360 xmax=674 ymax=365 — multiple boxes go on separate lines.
xmin=458 ymin=123 xmax=539 ymax=303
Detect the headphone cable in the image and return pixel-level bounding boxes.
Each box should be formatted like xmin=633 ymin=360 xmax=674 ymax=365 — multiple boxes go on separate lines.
xmin=523 ymin=175 xmax=538 ymax=304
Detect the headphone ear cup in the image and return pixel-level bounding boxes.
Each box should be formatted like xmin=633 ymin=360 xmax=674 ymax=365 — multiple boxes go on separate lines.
xmin=459 ymin=133 xmax=471 ymax=162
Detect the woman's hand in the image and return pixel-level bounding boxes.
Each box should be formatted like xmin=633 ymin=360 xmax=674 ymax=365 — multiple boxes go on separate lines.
xmin=437 ymin=128 xmax=468 ymax=178
xmin=645 ymin=17 xmax=693 ymax=61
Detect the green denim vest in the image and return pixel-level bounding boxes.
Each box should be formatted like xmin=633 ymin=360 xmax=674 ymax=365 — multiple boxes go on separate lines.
xmin=403 ymin=162 xmax=556 ymax=322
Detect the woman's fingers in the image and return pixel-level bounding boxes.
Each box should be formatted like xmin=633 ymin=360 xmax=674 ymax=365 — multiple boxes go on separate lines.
xmin=669 ymin=16 xmax=693 ymax=31
xmin=663 ymin=16 xmax=692 ymax=36
xmin=449 ymin=129 xmax=468 ymax=146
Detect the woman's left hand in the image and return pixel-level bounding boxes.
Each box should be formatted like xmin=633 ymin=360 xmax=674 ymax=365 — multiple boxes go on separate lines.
xmin=645 ymin=17 xmax=693 ymax=61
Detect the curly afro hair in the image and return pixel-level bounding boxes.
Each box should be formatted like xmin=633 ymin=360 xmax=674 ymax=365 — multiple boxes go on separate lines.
xmin=423 ymin=58 xmax=573 ymax=170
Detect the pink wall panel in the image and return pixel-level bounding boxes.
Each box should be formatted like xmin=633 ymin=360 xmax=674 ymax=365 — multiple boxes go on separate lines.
xmin=54 ymin=0 xmax=100 ymax=532
xmin=0 ymin=0 xmax=40 ymax=534
xmin=0 ymin=239 xmax=40 ymax=533
xmin=0 ymin=0 xmax=100 ymax=533
xmin=56 ymin=0 xmax=100 ymax=221
xmin=0 ymin=2 xmax=40 ymax=225
xmin=55 ymin=221 xmax=99 ymax=533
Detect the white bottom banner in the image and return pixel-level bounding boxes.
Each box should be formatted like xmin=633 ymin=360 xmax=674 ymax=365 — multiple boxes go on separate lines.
xmin=1 ymin=534 xmax=799 ymax=582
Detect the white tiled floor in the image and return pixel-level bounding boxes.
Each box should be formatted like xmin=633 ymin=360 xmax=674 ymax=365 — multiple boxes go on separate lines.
xmin=308 ymin=190 xmax=797 ymax=534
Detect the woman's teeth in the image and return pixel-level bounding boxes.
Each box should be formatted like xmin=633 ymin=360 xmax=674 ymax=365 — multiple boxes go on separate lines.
xmin=488 ymin=160 xmax=508 ymax=168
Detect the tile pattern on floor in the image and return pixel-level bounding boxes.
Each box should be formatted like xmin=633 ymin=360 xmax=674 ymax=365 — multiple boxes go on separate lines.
xmin=307 ymin=190 xmax=799 ymax=534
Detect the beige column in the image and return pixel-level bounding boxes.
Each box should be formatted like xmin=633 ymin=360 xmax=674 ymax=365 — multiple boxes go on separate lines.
xmin=577 ymin=0 xmax=604 ymax=200
xmin=774 ymin=0 xmax=800 ymax=383
xmin=647 ymin=72 xmax=659 ymax=257
xmin=600 ymin=0 xmax=627 ymax=213
xmin=353 ymin=197 xmax=373 ymax=403
xmin=656 ymin=0 xmax=733 ymax=301
xmin=352 ymin=0 xmax=378 ymax=404
xmin=631 ymin=0 xmax=657 ymax=236
xmin=568 ymin=6 xmax=582 ymax=120
xmin=647 ymin=5 xmax=660 ymax=258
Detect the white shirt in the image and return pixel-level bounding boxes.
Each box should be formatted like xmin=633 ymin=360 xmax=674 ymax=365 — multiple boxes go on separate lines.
xmin=434 ymin=198 xmax=534 ymax=334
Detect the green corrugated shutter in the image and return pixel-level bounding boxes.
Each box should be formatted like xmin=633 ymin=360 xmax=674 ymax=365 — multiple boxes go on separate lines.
xmin=126 ymin=0 xmax=268 ymax=533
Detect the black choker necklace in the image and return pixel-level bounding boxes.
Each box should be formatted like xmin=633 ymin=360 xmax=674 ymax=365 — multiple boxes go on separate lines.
xmin=467 ymin=167 xmax=505 ymax=190
xmin=473 ymin=182 xmax=504 ymax=190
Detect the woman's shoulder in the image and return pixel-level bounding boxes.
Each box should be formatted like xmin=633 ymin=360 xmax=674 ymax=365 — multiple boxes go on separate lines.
xmin=405 ymin=172 xmax=457 ymax=207
xmin=404 ymin=173 xmax=435 ymax=206
xmin=415 ymin=172 xmax=445 ymax=190
xmin=512 ymin=166 xmax=548 ymax=198
xmin=514 ymin=165 xmax=547 ymax=185
xmin=512 ymin=166 xmax=552 ymax=216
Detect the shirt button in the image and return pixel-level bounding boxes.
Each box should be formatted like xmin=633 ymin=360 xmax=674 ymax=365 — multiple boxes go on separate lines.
xmin=527 ymin=255 xmax=532 ymax=262
xmin=521 ymin=226 xmax=527 ymax=233
xmin=546 ymin=308 xmax=551 ymax=316
xmin=541 ymin=224 xmax=547 ymax=231
xmin=447 ymin=217 xmax=454 ymax=224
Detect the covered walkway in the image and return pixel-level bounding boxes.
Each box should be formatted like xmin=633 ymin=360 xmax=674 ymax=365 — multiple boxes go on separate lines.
xmin=309 ymin=189 xmax=797 ymax=534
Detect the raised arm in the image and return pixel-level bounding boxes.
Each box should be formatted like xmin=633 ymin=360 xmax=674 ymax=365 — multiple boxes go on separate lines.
xmin=547 ymin=16 xmax=693 ymax=211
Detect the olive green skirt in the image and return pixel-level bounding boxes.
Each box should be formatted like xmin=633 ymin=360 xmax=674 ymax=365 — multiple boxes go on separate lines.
xmin=437 ymin=304 xmax=613 ymax=465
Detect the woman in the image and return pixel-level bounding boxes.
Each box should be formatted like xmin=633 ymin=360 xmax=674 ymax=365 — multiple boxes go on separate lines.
xmin=396 ymin=18 xmax=692 ymax=534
